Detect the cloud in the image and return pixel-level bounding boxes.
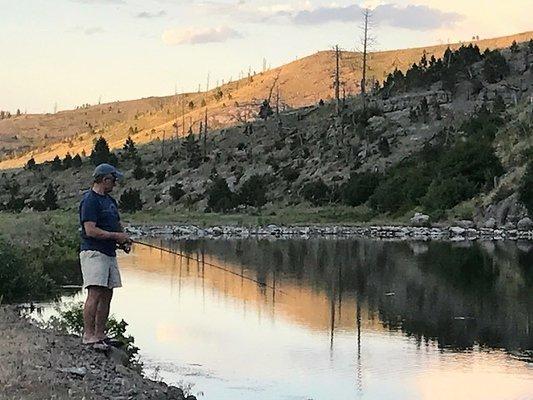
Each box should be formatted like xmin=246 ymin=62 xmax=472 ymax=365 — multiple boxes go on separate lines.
xmin=72 ymin=0 xmax=125 ymax=4
xmin=292 ymin=3 xmax=462 ymax=30
xmin=84 ymin=26 xmax=105 ymax=35
xmin=162 ymin=26 xmax=242 ymax=45
xmin=136 ymin=10 xmax=166 ymax=18
xmin=68 ymin=26 xmax=106 ymax=35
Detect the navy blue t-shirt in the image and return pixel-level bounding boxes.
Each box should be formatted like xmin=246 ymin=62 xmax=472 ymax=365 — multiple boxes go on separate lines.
xmin=79 ymin=190 xmax=121 ymax=257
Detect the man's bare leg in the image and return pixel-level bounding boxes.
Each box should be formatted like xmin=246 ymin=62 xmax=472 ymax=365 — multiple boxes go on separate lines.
xmin=83 ymin=286 xmax=103 ymax=344
xmin=95 ymin=288 xmax=113 ymax=340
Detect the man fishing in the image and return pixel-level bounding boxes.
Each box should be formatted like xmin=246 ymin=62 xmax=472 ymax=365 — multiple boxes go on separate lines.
xmin=79 ymin=163 xmax=131 ymax=345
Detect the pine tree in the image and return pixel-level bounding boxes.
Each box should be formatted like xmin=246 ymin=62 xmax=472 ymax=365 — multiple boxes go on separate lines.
xmin=419 ymin=98 xmax=430 ymax=123
xmin=43 ymin=183 xmax=58 ymax=210
xmin=63 ymin=153 xmax=73 ymax=169
xmin=510 ymin=40 xmax=520 ymax=54
xmin=482 ymin=50 xmax=510 ymax=83
xmin=90 ymin=136 xmax=118 ymax=166
xmin=493 ymin=95 xmax=506 ymax=114
xmin=182 ymin=133 xmax=201 ymax=169
xmin=119 ymin=188 xmax=143 ymax=213
xmin=25 ymin=157 xmax=36 ymax=170
xmin=72 ymin=154 xmax=82 ymax=168
xmin=122 ymin=136 xmax=137 ymax=160
xmin=51 ymin=155 xmax=62 ymax=171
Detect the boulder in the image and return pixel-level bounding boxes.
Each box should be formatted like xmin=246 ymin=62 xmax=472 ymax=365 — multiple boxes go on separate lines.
xmin=450 ymin=226 xmax=466 ymax=236
xmin=483 ymin=218 xmax=497 ymax=229
xmin=456 ymin=220 xmax=475 ymax=229
xmin=517 ymin=217 xmax=533 ymax=231
xmin=410 ymin=213 xmax=430 ymax=227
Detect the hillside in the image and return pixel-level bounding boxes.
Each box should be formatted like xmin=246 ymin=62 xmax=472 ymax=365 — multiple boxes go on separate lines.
xmin=1 ymin=31 xmax=533 ymax=170
xmin=1 ymin=38 xmax=532 ymax=227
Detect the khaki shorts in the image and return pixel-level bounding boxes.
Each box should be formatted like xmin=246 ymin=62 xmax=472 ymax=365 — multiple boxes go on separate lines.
xmin=80 ymin=250 xmax=122 ymax=289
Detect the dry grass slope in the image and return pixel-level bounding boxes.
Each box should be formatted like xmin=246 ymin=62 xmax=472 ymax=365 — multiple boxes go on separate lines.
xmin=1 ymin=30 xmax=532 ymax=170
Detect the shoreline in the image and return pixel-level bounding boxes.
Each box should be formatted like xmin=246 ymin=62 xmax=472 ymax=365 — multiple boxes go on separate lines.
xmin=0 ymin=306 xmax=193 ymax=400
xmin=126 ymin=223 xmax=533 ymax=242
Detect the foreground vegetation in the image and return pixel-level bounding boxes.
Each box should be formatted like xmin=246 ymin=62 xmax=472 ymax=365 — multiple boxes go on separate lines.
xmin=0 ymin=211 xmax=81 ymax=303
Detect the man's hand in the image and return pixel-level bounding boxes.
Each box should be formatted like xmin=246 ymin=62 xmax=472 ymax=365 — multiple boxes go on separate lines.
xmin=114 ymin=232 xmax=131 ymax=244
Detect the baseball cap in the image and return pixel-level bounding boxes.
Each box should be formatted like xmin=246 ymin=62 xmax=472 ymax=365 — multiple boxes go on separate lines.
xmin=93 ymin=163 xmax=124 ymax=180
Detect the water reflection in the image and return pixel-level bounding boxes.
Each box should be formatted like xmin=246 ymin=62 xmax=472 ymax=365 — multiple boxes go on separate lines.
xmin=149 ymin=237 xmax=533 ymax=352
xmin=92 ymin=238 xmax=533 ymax=399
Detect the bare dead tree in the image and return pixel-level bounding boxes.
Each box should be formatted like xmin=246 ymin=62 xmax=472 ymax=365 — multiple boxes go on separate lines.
xmin=334 ymin=45 xmax=341 ymax=114
xmin=203 ymin=107 xmax=208 ymax=158
xmin=359 ymin=8 xmax=376 ymax=108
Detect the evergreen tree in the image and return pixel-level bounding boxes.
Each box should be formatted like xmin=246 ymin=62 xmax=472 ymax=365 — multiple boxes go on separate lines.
xmin=206 ymin=177 xmax=237 ymax=212
xmin=188 ymin=101 xmax=195 ymax=109
xmin=493 ymin=95 xmax=506 ymax=114
xmin=72 ymin=154 xmax=82 ymax=168
xmin=419 ymin=98 xmax=430 ymax=123
xmin=43 ymin=183 xmax=58 ymax=210
xmin=182 ymin=133 xmax=201 ymax=169
xmin=119 ymin=188 xmax=143 ymax=213
xmin=258 ymin=100 xmax=273 ymax=120
xmin=51 ymin=155 xmax=62 ymax=171
xmin=63 ymin=153 xmax=73 ymax=169
xmin=90 ymin=136 xmax=118 ymax=166
xmin=519 ymin=162 xmax=533 ymax=216
xmin=237 ymin=175 xmax=267 ymax=208
xmin=169 ymin=183 xmax=185 ymax=202
xmin=529 ymin=39 xmax=533 ymax=54
xmin=122 ymin=136 xmax=137 ymax=159
xmin=25 ymin=157 xmax=36 ymax=170
xmin=482 ymin=50 xmax=510 ymax=83
xmin=510 ymin=40 xmax=520 ymax=54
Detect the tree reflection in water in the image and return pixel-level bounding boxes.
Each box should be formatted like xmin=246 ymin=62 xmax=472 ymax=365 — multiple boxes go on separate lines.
xmin=155 ymin=237 xmax=533 ymax=354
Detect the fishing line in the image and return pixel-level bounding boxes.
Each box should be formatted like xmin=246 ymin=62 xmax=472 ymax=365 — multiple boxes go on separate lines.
xmin=131 ymin=239 xmax=288 ymax=296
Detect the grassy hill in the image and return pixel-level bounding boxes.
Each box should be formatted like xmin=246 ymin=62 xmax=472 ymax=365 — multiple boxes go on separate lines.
xmin=1 ymin=36 xmax=532 ymax=227
xmin=1 ymin=31 xmax=532 ymax=170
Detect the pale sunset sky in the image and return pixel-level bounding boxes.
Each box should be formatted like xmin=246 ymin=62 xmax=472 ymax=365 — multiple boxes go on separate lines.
xmin=0 ymin=0 xmax=531 ymax=113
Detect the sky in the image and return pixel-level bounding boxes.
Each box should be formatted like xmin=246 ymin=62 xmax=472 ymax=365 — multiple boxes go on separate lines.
xmin=0 ymin=0 xmax=531 ymax=113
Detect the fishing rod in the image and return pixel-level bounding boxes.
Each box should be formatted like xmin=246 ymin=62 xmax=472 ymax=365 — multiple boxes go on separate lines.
xmin=130 ymin=239 xmax=288 ymax=296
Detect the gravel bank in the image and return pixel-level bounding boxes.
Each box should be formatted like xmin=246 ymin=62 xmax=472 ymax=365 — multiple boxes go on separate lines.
xmin=0 ymin=306 xmax=192 ymax=400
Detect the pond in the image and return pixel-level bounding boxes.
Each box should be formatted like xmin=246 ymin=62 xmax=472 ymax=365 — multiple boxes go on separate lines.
xmin=40 ymin=237 xmax=533 ymax=399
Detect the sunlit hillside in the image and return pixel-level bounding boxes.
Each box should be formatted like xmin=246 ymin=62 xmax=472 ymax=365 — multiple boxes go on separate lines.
xmin=1 ymin=30 xmax=532 ymax=170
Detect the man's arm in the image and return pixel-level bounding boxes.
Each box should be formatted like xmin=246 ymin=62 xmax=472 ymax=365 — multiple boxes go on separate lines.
xmin=84 ymin=221 xmax=130 ymax=244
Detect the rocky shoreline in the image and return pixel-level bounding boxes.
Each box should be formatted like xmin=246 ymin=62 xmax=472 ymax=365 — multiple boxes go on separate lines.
xmin=125 ymin=222 xmax=533 ymax=242
xmin=0 ymin=306 xmax=193 ymax=400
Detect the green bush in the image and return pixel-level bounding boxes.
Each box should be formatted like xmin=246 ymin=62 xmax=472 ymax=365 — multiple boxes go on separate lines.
xmin=119 ymin=188 xmax=143 ymax=213
xmin=46 ymin=302 xmax=141 ymax=369
xmin=301 ymin=180 xmax=332 ymax=206
xmin=519 ymin=162 xmax=533 ymax=215
xmin=206 ymin=178 xmax=237 ymax=212
xmin=482 ymin=50 xmax=510 ymax=83
xmin=238 ymin=175 xmax=268 ymax=208
xmin=169 ymin=183 xmax=185 ymax=202
xmin=0 ymin=239 xmax=55 ymax=303
xmin=342 ymin=172 xmax=381 ymax=207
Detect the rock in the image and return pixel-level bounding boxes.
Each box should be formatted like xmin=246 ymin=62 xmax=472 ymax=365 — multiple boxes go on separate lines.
xmin=106 ymin=346 xmax=129 ymax=366
xmin=57 ymin=367 xmax=87 ymax=377
xmin=456 ymin=220 xmax=475 ymax=229
xmin=483 ymin=218 xmax=497 ymax=229
xmin=410 ymin=213 xmax=430 ymax=227
xmin=503 ymin=221 xmax=516 ymax=230
xmin=185 ymin=396 xmax=197 ymax=400
xmin=517 ymin=217 xmax=533 ymax=231
xmin=450 ymin=226 xmax=466 ymax=236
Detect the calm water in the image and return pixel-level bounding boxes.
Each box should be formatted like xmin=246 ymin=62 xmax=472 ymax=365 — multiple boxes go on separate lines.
xmin=45 ymin=238 xmax=533 ymax=399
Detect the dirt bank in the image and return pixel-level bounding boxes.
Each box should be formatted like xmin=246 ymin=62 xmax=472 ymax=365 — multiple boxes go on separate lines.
xmin=0 ymin=306 xmax=192 ymax=400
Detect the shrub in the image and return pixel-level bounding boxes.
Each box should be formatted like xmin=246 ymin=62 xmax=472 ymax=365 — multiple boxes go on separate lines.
xmin=238 ymin=175 xmax=268 ymax=208
xmin=26 ymin=157 xmax=36 ymax=170
xmin=342 ymin=172 xmax=381 ymax=207
xmin=122 ymin=136 xmax=137 ymax=160
xmin=169 ymin=183 xmax=185 ymax=202
xmin=155 ymin=170 xmax=166 ymax=184
xmin=0 ymin=239 xmax=55 ymax=303
xmin=482 ymin=50 xmax=510 ymax=83
xmin=72 ymin=154 xmax=83 ymax=168
xmin=119 ymin=188 xmax=143 ymax=213
xmin=301 ymin=179 xmax=332 ymax=206
xmin=206 ymin=178 xmax=237 ymax=212
xmin=51 ymin=155 xmax=62 ymax=171
xmin=280 ymin=166 xmax=300 ymax=182
xmin=63 ymin=153 xmax=73 ymax=169
xmin=43 ymin=184 xmax=59 ymax=210
xmin=519 ymin=162 xmax=533 ymax=216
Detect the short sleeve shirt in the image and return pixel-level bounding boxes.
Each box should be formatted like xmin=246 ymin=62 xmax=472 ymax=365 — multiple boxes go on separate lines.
xmin=79 ymin=189 xmax=121 ymax=257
